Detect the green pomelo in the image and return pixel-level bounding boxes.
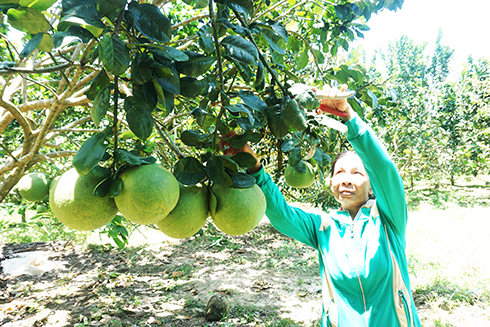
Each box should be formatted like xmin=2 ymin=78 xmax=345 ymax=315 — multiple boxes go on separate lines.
xmin=17 ymin=172 xmax=51 ymax=202
xmin=115 ymin=164 xmax=179 ymax=225
xmin=210 ymin=184 xmax=266 ymax=236
xmin=284 ymin=161 xmax=315 ymax=188
xmin=156 ymin=184 xmax=209 ymax=239
xmin=49 ymin=169 xmax=118 ymax=231
xmin=36 ymin=204 xmax=48 ymax=213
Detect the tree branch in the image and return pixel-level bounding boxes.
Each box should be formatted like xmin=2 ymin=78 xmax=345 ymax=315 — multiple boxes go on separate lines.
xmin=0 ymin=63 xmax=73 ymax=75
xmin=0 ymin=98 xmax=33 ymax=139
xmin=172 ymin=14 xmax=209 ymax=30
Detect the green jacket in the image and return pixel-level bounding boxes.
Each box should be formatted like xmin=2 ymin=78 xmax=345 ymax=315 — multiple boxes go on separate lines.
xmin=250 ymin=114 xmax=421 ymax=327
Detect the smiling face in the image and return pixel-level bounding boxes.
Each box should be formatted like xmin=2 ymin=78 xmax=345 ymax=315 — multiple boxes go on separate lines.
xmin=330 ymin=152 xmax=371 ymax=218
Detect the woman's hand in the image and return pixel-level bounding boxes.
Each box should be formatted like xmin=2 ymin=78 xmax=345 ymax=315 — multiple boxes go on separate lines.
xmin=314 ymin=84 xmax=355 ymax=122
xmin=219 ymin=131 xmax=262 ymax=173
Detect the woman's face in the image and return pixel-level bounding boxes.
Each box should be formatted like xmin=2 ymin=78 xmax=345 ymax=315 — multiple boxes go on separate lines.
xmin=330 ymin=153 xmax=371 ymax=214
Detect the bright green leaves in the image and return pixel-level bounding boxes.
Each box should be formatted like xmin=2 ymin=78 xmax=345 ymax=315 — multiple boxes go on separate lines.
xmin=20 ymin=0 xmax=57 ymax=11
xmin=221 ymin=35 xmax=258 ymax=66
xmin=95 ymin=0 xmax=125 ymax=19
xmin=91 ymin=85 xmax=111 ymax=128
xmin=59 ymin=0 xmax=105 ymax=37
xmin=266 ymin=97 xmax=307 ymax=139
xmin=173 ymin=157 xmax=207 ymax=185
xmin=131 ymin=3 xmax=172 ymax=43
xmin=288 ymin=83 xmax=321 ymax=110
xmin=73 ymin=127 xmax=112 ymax=176
xmin=123 ymin=96 xmax=153 ymax=142
xmin=7 ymin=6 xmax=51 ymax=34
xmin=98 ymin=33 xmax=130 ymax=76
xmin=175 ymin=51 xmax=216 ymax=77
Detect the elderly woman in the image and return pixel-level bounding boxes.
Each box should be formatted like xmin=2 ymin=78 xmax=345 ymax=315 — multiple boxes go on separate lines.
xmin=222 ymin=85 xmax=421 ymax=327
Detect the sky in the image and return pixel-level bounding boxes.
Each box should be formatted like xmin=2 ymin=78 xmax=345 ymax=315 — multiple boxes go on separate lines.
xmin=352 ymin=0 xmax=490 ymax=69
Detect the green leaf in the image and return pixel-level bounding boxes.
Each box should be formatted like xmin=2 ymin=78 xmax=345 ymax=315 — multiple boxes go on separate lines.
xmin=222 ymin=0 xmax=254 ymax=17
xmin=266 ymin=104 xmax=289 ymax=139
xmin=72 ymin=127 xmax=111 ymax=176
xmin=266 ymin=20 xmax=287 ymax=42
xmin=180 ymin=76 xmax=213 ymax=98
xmin=261 ymin=28 xmax=286 ymax=55
xmin=108 ymin=177 xmax=122 ymax=198
xmin=94 ymin=176 xmax=111 ymax=197
xmin=238 ymin=90 xmax=267 ymax=113
xmin=191 ymin=107 xmax=216 ymax=131
xmin=288 ymin=83 xmax=321 ymax=110
xmin=150 ymin=46 xmax=189 ymax=62
xmin=226 ymin=103 xmax=255 ymax=126
xmin=91 ymin=85 xmax=111 ymax=127
xmin=95 ymin=0 xmax=125 ymax=18
xmin=312 ymin=147 xmax=331 ymax=168
xmin=154 ymin=65 xmax=180 ymax=95
xmin=85 ymin=69 xmax=110 ymax=101
xmin=288 ymin=148 xmax=302 ymax=167
xmin=98 ymin=33 xmax=130 ymax=76
xmin=131 ymin=52 xmax=153 ymax=85
xmin=52 ymin=26 xmax=94 ymax=48
xmin=281 ymin=138 xmax=298 ymax=152
xmin=19 ymin=33 xmax=43 ymax=58
xmin=221 ymin=35 xmax=258 ymax=65
xmin=58 ymin=15 xmax=104 ymax=37
xmin=254 ymin=61 xmax=265 ymax=91
xmin=230 ymin=152 xmax=258 ymax=169
xmin=20 ymin=0 xmax=56 ymax=11
xmin=367 ymin=89 xmax=379 ymax=109
xmin=180 ymin=130 xmax=211 ymax=147
xmin=348 ymin=97 xmax=364 ymax=118
xmin=283 ymin=98 xmax=307 ymax=132
xmin=113 ymin=148 xmax=156 ymax=166
xmin=220 ymin=132 xmax=262 ymax=149
xmin=59 ymin=0 xmax=105 ymax=37
xmin=37 ymin=33 xmax=53 ymax=52
xmin=297 ymin=49 xmax=309 ymax=70
xmin=205 ymin=155 xmax=233 ymax=186
xmin=217 ymin=155 xmax=239 ymax=175
xmin=7 ymin=7 xmax=51 ymax=34
xmin=132 ymin=3 xmax=172 ymax=43
xmin=197 ymin=25 xmax=214 ymax=53
xmin=89 ymin=165 xmax=111 ymax=180
xmin=124 ymin=96 xmax=153 ymax=141
xmin=231 ymin=172 xmax=255 ymax=188
xmin=175 ymin=51 xmax=215 ymax=77
xmin=173 ymin=157 xmax=207 ymax=185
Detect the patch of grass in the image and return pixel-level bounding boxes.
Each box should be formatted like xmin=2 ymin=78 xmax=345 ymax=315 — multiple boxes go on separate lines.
xmin=0 ymin=214 xmax=87 ymax=244
xmin=413 ymin=276 xmax=489 ymax=307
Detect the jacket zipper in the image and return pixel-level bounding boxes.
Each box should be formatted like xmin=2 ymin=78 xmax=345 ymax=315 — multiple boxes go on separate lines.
xmin=351 ymin=213 xmax=368 ymax=324
xmin=399 ymin=290 xmax=412 ymax=327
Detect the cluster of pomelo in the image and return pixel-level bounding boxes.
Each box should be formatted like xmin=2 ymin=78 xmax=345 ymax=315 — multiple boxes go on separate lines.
xmin=17 ymin=164 xmax=267 ymax=239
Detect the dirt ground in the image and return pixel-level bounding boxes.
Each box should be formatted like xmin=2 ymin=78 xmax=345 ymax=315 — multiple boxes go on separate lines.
xmin=0 ymin=219 xmax=326 ymax=327
xmin=1 ymin=201 xmax=490 ymax=326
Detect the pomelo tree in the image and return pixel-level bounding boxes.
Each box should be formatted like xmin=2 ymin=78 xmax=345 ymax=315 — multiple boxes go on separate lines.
xmin=0 ymin=0 xmax=409 ymax=243
xmin=0 ymin=0 xmax=404 ymax=204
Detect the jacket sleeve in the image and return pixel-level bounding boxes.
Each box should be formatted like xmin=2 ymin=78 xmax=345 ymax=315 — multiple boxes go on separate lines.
xmin=346 ymin=114 xmax=408 ymax=235
xmin=250 ymin=167 xmax=321 ymax=249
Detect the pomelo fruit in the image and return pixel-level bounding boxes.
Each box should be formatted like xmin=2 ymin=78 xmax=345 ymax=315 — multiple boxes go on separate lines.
xmin=114 ymin=164 xmax=179 ymax=225
xmin=210 ymin=184 xmax=266 ymax=236
xmin=36 ymin=204 xmax=48 ymax=213
xmin=284 ymin=161 xmax=315 ymax=188
xmin=17 ymin=172 xmax=51 ymax=202
xmin=156 ymin=184 xmax=209 ymax=239
xmin=49 ymin=168 xmax=118 ymax=231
